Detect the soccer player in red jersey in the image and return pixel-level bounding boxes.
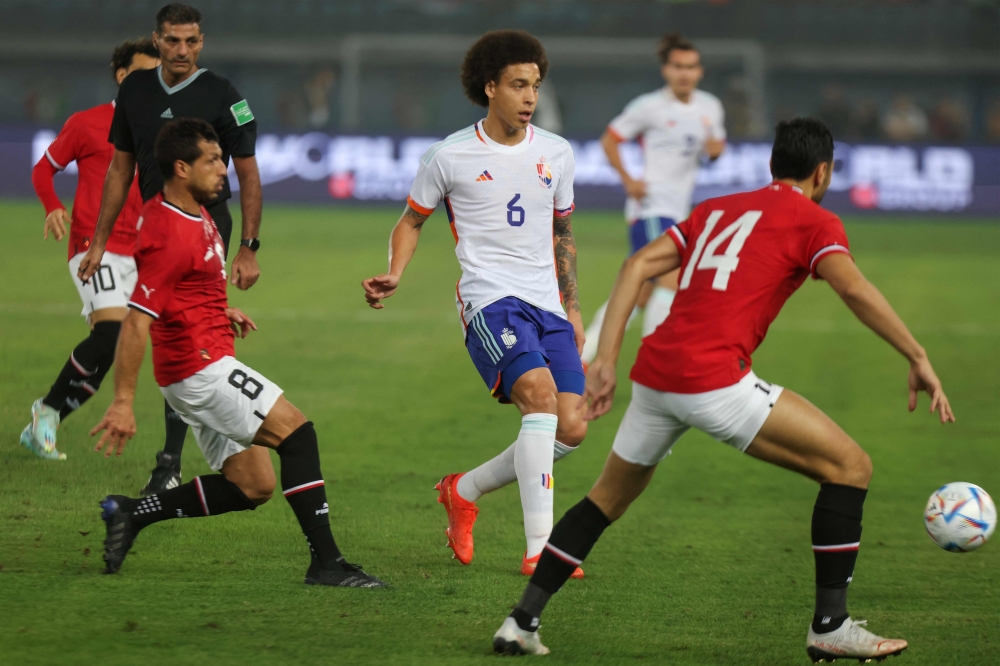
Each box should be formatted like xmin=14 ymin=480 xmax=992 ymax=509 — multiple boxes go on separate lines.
xmin=90 ymin=119 xmax=385 ymax=587
xmin=20 ymin=39 xmax=159 ymax=461
xmin=493 ymin=119 xmax=954 ymax=660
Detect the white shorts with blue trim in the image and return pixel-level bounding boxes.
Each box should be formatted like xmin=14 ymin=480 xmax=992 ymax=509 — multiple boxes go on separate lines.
xmin=611 ymin=371 xmax=784 ymax=466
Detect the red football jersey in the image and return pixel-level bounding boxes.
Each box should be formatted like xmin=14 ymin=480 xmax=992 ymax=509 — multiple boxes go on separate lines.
xmin=631 ymin=182 xmax=852 ymax=394
xmin=36 ymin=102 xmax=143 ymax=259
xmin=128 ymin=194 xmax=235 ymax=387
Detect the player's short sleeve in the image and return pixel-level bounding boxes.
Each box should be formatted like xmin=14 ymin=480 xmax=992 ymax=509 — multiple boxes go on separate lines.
xmin=128 ymin=226 xmax=188 ymax=319
xmin=607 ymin=96 xmax=652 ymax=142
xmin=110 ymin=84 xmax=135 ymax=153
xmin=803 ymin=209 xmax=852 ymax=279
xmin=666 ymin=211 xmax=696 ymax=259
xmin=407 ymin=146 xmax=449 ymax=215
xmin=44 ymin=114 xmax=82 ymax=170
xmin=216 ymin=83 xmax=257 ymax=158
xmin=553 ymin=145 xmax=575 ymax=217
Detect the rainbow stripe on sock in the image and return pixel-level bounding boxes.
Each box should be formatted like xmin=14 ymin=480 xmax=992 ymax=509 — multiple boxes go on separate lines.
xmin=542 ymin=473 xmax=554 ymax=490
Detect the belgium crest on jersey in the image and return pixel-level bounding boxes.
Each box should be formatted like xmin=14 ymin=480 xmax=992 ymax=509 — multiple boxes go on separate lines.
xmin=536 ymin=157 xmax=553 ymax=189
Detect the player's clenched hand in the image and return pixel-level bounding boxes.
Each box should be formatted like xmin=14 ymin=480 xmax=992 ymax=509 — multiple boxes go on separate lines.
xmin=579 ymin=358 xmax=618 ymax=421
xmin=231 ymin=246 xmax=260 ymax=290
xmin=91 ymin=401 xmax=137 ymax=458
xmin=623 ymin=177 xmax=647 ymax=201
xmin=225 ymin=307 xmax=258 ymax=338
xmin=361 ymin=274 xmax=400 ymax=309
xmin=908 ymin=358 xmax=955 ymax=424
xmin=44 ymin=208 xmax=69 ymax=241
xmin=76 ymin=243 xmax=105 ymax=283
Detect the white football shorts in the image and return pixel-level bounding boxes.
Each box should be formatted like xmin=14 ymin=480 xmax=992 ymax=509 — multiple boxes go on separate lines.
xmin=611 ymin=371 xmax=784 ymax=466
xmin=160 ymin=356 xmax=284 ymax=471
xmin=68 ymin=251 xmax=137 ymax=320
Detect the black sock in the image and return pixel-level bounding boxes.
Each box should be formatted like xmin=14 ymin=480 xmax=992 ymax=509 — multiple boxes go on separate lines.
xmin=812 ymin=483 xmax=867 ymax=633
xmin=162 ymin=399 xmax=188 ymax=460
xmin=276 ymin=421 xmax=343 ymax=569
xmin=511 ymin=496 xmax=611 ymax=632
xmin=43 ymin=321 xmax=120 ymax=420
xmin=128 ymin=474 xmax=256 ymax=530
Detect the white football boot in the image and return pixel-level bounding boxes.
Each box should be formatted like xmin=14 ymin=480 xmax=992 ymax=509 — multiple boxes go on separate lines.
xmin=492 ymin=616 xmax=550 ymax=656
xmin=807 ymin=617 xmax=908 ymax=663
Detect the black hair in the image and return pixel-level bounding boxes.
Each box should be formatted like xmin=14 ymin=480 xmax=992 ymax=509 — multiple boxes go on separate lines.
xmin=155 ymin=118 xmax=219 ymax=180
xmin=657 ymin=33 xmax=698 ymax=65
xmin=156 ymin=3 xmax=202 ymax=33
xmin=770 ymin=117 xmax=835 ymax=180
xmin=110 ymin=38 xmax=159 ymax=82
xmin=461 ymin=30 xmax=549 ymax=108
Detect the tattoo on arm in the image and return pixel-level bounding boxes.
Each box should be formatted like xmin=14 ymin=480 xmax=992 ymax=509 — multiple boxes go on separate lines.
xmin=553 ymin=213 xmax=580 ymax=314
xmin=402 ymin=204 xmax=430 ymax=230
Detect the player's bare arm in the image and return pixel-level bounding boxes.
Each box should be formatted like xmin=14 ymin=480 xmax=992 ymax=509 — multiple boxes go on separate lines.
xmin=817 ymin=252 xmax=954 ymax=423
xmin=600 ymin=129 xmax=646 ymax=200
xmin=361 ymin=204 xmax=430 ymax=309
xmin=582 ymin=233 xmax=683 ymax=420
xmin=702 ymin=117 xmax=725 ymax=160
xmin=90 ymin=308 xmax=152 ymax=457
xmin=230 ymin=155 xmax=262 ymax=290
xmin=553 ymin=212 xmax=585 ymax=352
xmin=77 ymin=149 xmax=136 ymax=282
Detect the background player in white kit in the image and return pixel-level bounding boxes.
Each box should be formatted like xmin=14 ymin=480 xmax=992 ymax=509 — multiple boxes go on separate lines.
xmin=582 ymin=34 xmax=725 ymax=363
xmin=362 ymin=31 xmax=588 ymax=576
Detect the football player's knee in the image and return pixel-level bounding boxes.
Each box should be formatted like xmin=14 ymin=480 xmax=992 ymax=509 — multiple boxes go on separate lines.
xmin=851 ymin=449 xmax=873 ymax=486
xmin=521 ymin=383 xmax=558 ymax=414
xmin=244 ymin=479 xmax=275 ymax=505
xmin=557 ymin=417 xmax=587 ymax=448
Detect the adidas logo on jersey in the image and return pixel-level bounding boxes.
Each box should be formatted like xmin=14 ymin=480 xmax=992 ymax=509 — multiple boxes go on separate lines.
xmin=160 ymin=107 xmax=173 ymax=119
xmin=475 ymin=170 xmax=493 ymax=182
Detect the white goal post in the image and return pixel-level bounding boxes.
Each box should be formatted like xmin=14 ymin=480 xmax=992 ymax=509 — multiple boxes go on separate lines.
xmin=337 ymin=34 xmax=767 ymax=135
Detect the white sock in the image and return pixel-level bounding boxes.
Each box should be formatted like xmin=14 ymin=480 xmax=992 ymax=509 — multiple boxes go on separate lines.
xmin=456 ymin=443 xmax=516 ymax=503
xmin=582 ymin=301 xmax=639 ymax=364
xmin=642 ymin=286 xmax=675 ymax=337
xmin=553 ymin=439 xmax=577 ymax=461
xmin=514 ymin=413 xmax=558 ymax=558
xmin=456 ymin=438 xmax=578 ymax=504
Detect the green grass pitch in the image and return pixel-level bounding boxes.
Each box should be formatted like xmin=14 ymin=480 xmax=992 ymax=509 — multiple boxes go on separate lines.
xmin=0 ymin=199 xmax=997 ymax=665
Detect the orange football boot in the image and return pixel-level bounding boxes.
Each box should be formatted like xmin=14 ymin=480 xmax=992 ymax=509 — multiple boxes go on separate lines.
xmin=521 ymin=551 xmax=584 ymax=579
xmin=435 ymin=473 xmax=478 ymax=565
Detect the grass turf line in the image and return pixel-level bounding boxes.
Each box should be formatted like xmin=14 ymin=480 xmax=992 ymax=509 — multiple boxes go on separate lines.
xmin=0 ymin=199 xmax=997 ymax=665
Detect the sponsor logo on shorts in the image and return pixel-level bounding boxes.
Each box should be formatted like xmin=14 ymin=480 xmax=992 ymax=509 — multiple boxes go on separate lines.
xmin=500 ymin=327 xmax=517 ymax=349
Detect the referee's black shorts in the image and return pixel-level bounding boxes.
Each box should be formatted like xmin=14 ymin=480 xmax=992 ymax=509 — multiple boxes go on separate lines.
xmin=206 ymin=199 xmax=234 ymax=258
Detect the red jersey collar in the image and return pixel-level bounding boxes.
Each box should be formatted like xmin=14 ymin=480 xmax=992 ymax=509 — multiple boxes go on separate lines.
xmin=768 ymin=181 xmax=804 ymax=195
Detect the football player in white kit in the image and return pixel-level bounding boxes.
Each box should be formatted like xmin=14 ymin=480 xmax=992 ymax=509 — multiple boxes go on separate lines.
xmin=581 ymin=34 xmax=726 ymax=363
xmin=362 ymin=30 xmax=588 ymax=577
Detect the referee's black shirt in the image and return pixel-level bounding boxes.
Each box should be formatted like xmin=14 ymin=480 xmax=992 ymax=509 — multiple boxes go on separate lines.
xmin=110 ymin=65 xmax=257 ymax=204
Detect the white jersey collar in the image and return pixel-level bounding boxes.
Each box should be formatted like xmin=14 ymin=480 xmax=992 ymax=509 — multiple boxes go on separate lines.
xmin=475 ymin=120 xmax=533 ymax=155
xmin=158 ymin=65 xmax=208 ymax=95
xmin=662 ymin=87 xmax=696 ymax=106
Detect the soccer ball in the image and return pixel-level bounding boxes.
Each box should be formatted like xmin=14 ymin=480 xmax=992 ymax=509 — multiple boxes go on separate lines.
xmin=924 ymin=483 xmax=996 ymax=552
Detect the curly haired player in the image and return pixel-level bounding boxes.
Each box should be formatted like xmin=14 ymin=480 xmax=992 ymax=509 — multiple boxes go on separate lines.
xmin=362 ymin=30 xmax=588 ymax=577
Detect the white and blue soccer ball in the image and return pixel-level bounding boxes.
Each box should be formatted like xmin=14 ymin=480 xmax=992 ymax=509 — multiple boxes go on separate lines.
xmin=924 ymin=483 xmax=996 ymax=552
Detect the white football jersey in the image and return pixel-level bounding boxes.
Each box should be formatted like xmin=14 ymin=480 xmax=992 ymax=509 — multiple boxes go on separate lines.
xmin=408 ymin=121 xmax=575 ymax=328
xmin=608 ymin=88 xmax=725 ymax=222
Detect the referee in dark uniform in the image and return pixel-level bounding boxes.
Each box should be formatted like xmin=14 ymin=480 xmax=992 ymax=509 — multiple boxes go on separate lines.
xmin=79 ymin=3 xmax=263 ymax=495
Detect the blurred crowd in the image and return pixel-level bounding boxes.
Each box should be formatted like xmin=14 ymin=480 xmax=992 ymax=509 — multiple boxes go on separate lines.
xmin=814 ymin=86 xmax=1000 ymax=143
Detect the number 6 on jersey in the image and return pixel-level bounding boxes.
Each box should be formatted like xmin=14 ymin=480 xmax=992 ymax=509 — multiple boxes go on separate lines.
xmin=679 ymin=210 xmax=762 ymax=292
